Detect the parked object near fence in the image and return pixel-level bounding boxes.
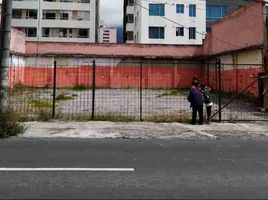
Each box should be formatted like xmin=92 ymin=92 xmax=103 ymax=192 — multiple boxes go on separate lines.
xmin=7 ymin=61 xmax=268 ymax=122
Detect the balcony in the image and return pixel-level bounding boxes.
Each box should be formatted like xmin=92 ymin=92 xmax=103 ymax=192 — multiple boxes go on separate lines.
xmin=126 ymin=6 xmax=134 ymax=14
xmin=126 ymin=23 xmax=134 ymax=32
xmin=41 ymin=2 xmax=92 ymax=11
xmin=11 ymin=19 xmax=38 ymax=27
xmin=13 ymin=1 xmax=38 ymax=9
xmin=26 ymin=36 xmax=93 ymax=43
xmin=41 ymin=19 xmax=93 ymax=29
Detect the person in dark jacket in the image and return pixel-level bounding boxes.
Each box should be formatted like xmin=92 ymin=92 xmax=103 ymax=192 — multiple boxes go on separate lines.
xmin=188 ymin=80 xmax=204 ymax=125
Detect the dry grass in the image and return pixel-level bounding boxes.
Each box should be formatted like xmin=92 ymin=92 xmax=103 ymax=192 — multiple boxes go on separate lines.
xmin=0 ymin=108 xmax=24 ymax=138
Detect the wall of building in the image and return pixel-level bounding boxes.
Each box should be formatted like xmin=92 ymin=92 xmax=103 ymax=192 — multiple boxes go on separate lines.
xmin=25 ymin=42 xmax=203 ymax=59
xmin=203 ymin=2 xmax=265 ymax=56
xmin=10 ymin=28 xmax=26 ymax=54
xmin=206 ymin=0 xmax=247 ymax=30
xmin=99 ymin=28 xmax=117 ymax=43
xmin=9 ymin=58 xmax=203 ymax=90
xmin=11 ymin=0 xmax=99 ymax=43
xmin=204 ymin=49 xmax=264 ymax=96
xmin=133 ymin=0 xmax=206 ymax=45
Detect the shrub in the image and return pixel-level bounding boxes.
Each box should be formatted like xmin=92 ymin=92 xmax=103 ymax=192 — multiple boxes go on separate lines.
xmin=0 ymin=108 xmax=24 ymax=138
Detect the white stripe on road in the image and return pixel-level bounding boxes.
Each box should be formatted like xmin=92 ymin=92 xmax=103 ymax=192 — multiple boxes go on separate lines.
xmin=0 ymin=168 xmax=134 ymax=172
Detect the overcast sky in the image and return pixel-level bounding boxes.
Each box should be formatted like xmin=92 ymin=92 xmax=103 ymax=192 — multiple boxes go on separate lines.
xmin=100 ymin=0 xmax=123 ymax=27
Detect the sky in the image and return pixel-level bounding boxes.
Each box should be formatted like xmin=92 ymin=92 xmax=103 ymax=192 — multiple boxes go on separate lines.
xmin=100 ymin=0 xmax=123 ymax=27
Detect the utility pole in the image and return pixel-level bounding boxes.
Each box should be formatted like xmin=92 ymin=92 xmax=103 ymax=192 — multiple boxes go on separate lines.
xmin=0 ymin=0 xmax=13 ymax=112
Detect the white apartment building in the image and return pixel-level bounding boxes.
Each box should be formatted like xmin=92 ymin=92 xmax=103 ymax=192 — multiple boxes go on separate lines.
xmin=11 ymin=0 xmax=99 ymax=43
xmin=99 ymin=28 xmax=117 ymax=44
xmin=123 ymin=0 xmax=206 ymax=45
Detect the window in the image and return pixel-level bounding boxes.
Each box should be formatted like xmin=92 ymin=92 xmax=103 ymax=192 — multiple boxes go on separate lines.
xmin=149 ymin=27 xmax=165 ymax=39
xmin=189 ymin=27 xmax=196 ymax=39
xmin=149 ymin=4 xmax=165 ymax=16
xmin=42 ymin=28 xmax=50 ymax=37
xmin=78 ymin=29 xmax=89 ymax=38
xmin=43 ymin=11 xmax=56 ymax=19
xmin=206 ymin=5 xmax=227 ymax=21
xmin=176 ymin=27 xmax=184 ymax=36
xmin=26 ymin=10 xmax=37 ymax=19
xmin=176 ymin=4 xmax=184 ymax=14
xmin=26 ymin=28 xmax=37 ymax=37
xmin=12 ymin=9 xmax=22 ymax=19
xmin=126 ymin=31 xmax=133 ymax=41
xmin=60 ymin=12 xmax=69 ymax=20
xmin=189 ymin=4 xmax=196 ymax=17
xmin=128 ymin=0 xmax=134 ymax=6
xmin=127 ymin=14 xmax=134 ymax=23
xmin=77 ymin=11 xmax=90 ymax=21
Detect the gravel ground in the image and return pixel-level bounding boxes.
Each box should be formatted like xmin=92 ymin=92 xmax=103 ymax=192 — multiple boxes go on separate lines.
xmin=22 ymin=121 xmax=268 ymax=140
xmin=56 ymin=89 xmax=268 ymax=121
xmin=8 ymin=88 xmax=268 ymax=121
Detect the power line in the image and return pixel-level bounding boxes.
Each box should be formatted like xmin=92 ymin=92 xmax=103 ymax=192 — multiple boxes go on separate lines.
xmin=134 ymin=1 xmax=244 ymax=48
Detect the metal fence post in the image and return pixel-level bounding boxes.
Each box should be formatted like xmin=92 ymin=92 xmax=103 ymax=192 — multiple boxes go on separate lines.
xmin=217 ymin=60 xmax=222 ymax=122
xmin=140 ymin=62 xmax=143 ymax=121
xmin=52 ymin=61 xmax=57 ymax=118
xmin=91 ymin=60 xmax=96 ymax=120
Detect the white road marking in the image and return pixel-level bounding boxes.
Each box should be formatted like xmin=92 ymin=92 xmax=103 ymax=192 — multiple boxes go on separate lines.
xmin=0 ymin=168 xmax=134 ymax=172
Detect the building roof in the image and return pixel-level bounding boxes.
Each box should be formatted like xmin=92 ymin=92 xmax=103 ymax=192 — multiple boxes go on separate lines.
xmin=25 ymin=42 xmax=204 ymax=59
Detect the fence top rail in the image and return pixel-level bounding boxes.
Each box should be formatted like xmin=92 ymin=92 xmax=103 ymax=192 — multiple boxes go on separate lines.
xmin=8 ymin=62 xmax=265 ymax=68
xmin=221 ymin=63 xmax=264 ymax=66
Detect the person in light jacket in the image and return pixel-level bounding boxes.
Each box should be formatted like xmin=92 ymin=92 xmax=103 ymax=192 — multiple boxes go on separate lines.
xmin=201 ymin=84 xmax=213 ymax=124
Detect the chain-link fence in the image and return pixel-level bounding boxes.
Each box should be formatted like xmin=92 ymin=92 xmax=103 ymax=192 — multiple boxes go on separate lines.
xmin=6 ymin=60 xmax=268 ymax=122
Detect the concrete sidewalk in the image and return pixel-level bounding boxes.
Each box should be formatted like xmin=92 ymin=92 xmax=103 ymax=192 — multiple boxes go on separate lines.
xmin=22 ymin=121 xmax=268 ymax=140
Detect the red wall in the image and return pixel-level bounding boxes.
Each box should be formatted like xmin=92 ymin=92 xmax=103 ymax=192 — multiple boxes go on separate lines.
xmin=8 ymin=66 xmax=203 ymax=90
xmin=206 ymin=67 xmax=263 ymax=96
xmin=9 ymin=65 xmax=263 ymax=96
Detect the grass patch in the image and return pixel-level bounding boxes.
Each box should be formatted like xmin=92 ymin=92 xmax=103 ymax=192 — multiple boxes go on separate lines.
xmin=55 ymin=112 xmax=91 ymax=122
xmin=31 ymin=100 xmax=52 ymax=109
xmin=145 ymin=113 xmax=191 ymax=123
xmin=93 ymin=115 xmax=137 ymax=122
xmin=0 ymin=108 xmax=24 ymax=138
xmin=8 ymin=83 xmax=34 ymax=96
xmin=220 ymin=92 xmax=260 ymax=106
xmin=157 ymin=90 xmax=183 ymax=98
xmin=35 ymin=109 xmax=52 ymax=122
xmin=72 ymin=85 xmax=90 ymax=91
xmin=55 ymin=94 xmax=74 ymax=101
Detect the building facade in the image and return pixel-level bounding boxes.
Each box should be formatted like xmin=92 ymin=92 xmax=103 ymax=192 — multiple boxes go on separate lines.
xmin=206 ymin=0 xmax=247 ymax=31
xmin=123 ymin=0 xmax=206 ymax=45
xmin=11 ymin=0 xmax=99 ymax=43
xmin=99 ymin=28 xmax=117 ymax=44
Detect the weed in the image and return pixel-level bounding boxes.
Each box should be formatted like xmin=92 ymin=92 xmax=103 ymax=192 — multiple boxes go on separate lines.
xmin=93 ymin=115 xmax=137 ymax=122
xmin=31 ymin=100 xmax=53 ymax=109
xmin=55 ymin=94 xmax=74 ymax=101
xmin=36 ymin=109 xmax=52 ymax=122
xmin=145 ymin=113 xmax=191 ymax=123
xmin=157 ymin=90 xmax=183 ymax=98
xmin=72 ymin=85 xmax=90 ymax=91
xmin=0 ymin=108 xmax=24 ymax=138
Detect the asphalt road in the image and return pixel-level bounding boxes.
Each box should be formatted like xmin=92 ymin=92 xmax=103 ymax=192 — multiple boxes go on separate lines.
xmin=1 ymin=138 xmax=268 ymax=199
